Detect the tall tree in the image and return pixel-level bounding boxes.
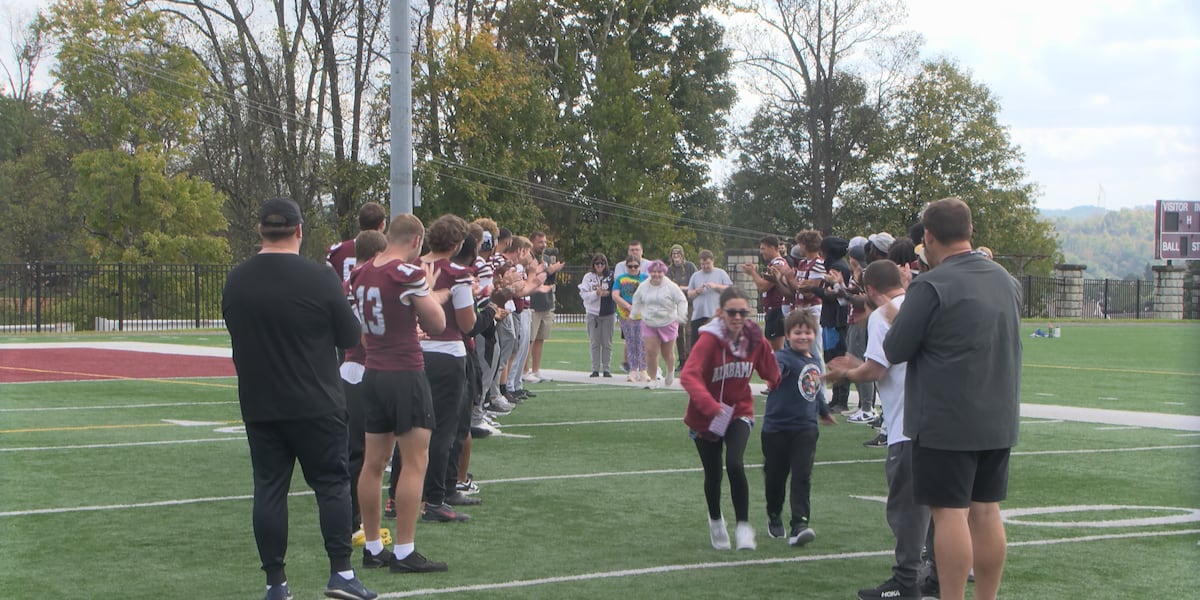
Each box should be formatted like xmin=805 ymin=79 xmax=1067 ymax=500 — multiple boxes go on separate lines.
xmin=413 ymin=26 xmax=558 ymax=234
xmin=46 ymin=0 xmax=229 ymax=263
xmin=493 ymin=0 xmax=737 ymax=261
xmin=850 ymin=59 xmax=1057 ymax=274
xmin=736 ymin=0 xmax=918 ymax=234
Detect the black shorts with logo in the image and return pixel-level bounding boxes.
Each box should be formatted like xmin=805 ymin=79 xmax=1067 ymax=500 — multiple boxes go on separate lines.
xmin=763 ymin=307 xmax=786 ymax=339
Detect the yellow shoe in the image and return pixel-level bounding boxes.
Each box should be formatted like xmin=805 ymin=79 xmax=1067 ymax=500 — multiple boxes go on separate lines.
xmin=352 ymin=527 xmax=390 ymax=546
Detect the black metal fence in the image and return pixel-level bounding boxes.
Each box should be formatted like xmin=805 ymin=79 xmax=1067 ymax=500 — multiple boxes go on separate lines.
xmin=1016 ymin=275 xmax=1154 ymax=320
xmin=1 ymin=263 xmax=228 ymax=332
xmin=0 ymin=263 xmax=1168 ymax=333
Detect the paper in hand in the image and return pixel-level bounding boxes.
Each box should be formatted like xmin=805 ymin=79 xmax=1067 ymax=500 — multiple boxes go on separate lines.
xmin=708 ymin=403 xmax=735 ymax=437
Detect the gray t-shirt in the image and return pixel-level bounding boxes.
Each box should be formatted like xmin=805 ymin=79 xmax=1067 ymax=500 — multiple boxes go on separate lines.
xmin=688 ymin=268 xmax=733 ymax=320
xmin=883 ymin=252 xmax=1021 ymax=451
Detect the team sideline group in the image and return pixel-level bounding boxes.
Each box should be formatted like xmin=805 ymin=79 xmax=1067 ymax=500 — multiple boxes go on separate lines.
xmin=222 ymin=196 xmax=1021 ymax=600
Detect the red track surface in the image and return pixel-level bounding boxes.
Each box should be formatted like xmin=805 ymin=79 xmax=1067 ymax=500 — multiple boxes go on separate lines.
xmin=0 ymin=348 xmax=235 ymax=383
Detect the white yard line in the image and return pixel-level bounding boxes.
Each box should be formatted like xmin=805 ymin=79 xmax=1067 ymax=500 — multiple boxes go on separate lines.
xmin=377 ymin=529 xmax=1200 ymax=598
xmin=0 ymin=401 xmax=238 ymax=413
xmin=0 ymin=437 xmax=244 ymax=453
xmin=4 ymin=445 xmax=1198 ymax=517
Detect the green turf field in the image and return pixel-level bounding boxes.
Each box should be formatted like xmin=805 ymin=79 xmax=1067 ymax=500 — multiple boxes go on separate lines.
xmin=1 ymin=324 xmax=1198 ymax=599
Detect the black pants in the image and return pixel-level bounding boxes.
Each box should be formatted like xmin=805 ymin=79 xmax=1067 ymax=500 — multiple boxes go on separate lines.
xmin=694 ymin=419 xmax=752 ymax=522
xmin=343 ymin=378 xmax=366 ymax=529
xmin=761 ymin=428 xmax=819 ymax=528
xmin=245 ymin=414 xmax=353 ymax=585
xmin=422 ymin=352 xmax=466 ymax=505
xmin=446 ymin=351 xmax=481 ymax=490
xmin=824 ymin=325 xmax=849 ymax=408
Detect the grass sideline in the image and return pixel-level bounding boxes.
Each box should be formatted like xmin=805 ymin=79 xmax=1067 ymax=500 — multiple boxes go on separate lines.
xmin=1 ymin=324 xmax=1198 ymax=599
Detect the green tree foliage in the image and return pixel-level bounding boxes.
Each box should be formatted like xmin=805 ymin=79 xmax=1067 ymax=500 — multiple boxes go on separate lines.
xmin=494 ymin=0 xmax=737 ymax=261
xmin=0 ymin=95 xmax=83 ymax=263
xmin=737 ymin=0 xmax=917 ymax=234
xmin=848 ymin=59 xmax=1058 ymax=275
xmin=45 ymin=0 xmax=229 ymax=264
xmin=414 ymin=27 xmax=558 ymax=235
xmin=725 ymin=73 xmax=880 ymax=240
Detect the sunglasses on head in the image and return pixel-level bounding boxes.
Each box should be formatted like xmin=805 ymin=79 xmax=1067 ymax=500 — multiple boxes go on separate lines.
xmin=724 ymin=308 xmax=750 ymax=318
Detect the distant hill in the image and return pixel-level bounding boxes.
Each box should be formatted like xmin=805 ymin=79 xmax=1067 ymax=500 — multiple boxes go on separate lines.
xmin=1043 ymin=206 xmax=1158 ymax=280
xmin=1039 ymin=205 xmax=1109 ymax=221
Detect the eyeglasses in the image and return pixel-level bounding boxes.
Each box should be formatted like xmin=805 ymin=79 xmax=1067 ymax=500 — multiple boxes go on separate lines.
xmin=593 ymin=261 xmax=606 ymax=265
xmin=626 ymin=264 xmax=639 ymax=269
xmin=724 ymin=308 xmax=750 ymax=318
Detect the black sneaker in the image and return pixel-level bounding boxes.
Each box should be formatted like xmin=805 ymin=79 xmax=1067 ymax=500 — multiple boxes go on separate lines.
xmin=505 ymin=390 xmax=524 ymax=404
xmin=590 ymin=371 xmax=600 ymax=377
xmin=421 ymin=502 xmax=470 ymax=522
xmin=445 ymin=491 xmax=482 ymax=506
xmin=390 ymin=550 xmax=448 ymax=573
xmin=324 ymin=574 xmax=378 ymax=600
xmin=602 ymin=371 xmax=612 ymax=378
xmin=362 ymin=548 xmax=397 ymax=569
xmin=520 ymin=389 xmax=536 ymax=398
xmin=919 ymin=576 xmax=940 ymax=599
xmin=766 ymin=514 xmax=785 ymax=539
xmin=383 ymin=497 xmax=396 ymax=518
xmin=788 ymin=525 xmax=816 ymax=547
xmin=264 ymin=583 xmax=292 ymax=600
xmin=857 ymin=577 xmax=918 ymax=600
xmin=870 ymin=413 xmax=884 ymax=429
xmin=863 ymin=433 xmax=888 ymax=448
xmin=827 ymin=402 xmax=849 ymax=413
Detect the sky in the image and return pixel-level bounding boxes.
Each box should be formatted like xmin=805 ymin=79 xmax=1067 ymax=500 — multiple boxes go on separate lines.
xmin=2 ymin=0 xmax=1197 ymax=212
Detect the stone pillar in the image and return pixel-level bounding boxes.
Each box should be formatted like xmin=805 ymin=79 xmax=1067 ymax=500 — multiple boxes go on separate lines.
xmin=725 ymin=248 xmax=761 ymax=313
xmin=1185 ymin=271 xmax=1199 ymax=320
xmin=1053 ymin=264 xmax=1086 ymax=319
xmin=1151 ymin=265 xmax=1186 ymax=320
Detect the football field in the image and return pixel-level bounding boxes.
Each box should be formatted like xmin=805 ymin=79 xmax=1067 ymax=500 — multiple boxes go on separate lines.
xmin=1 ymin=323 xmax=1198 ymax=599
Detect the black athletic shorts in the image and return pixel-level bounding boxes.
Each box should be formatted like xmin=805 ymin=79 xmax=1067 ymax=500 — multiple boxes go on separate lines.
xmin=763 ymin=307 xmax=786 ymax=339
xmin=362 ymin=369 xmax=434 ymax=435
xmin=911 ymin=438 xmax=1010 ymax=508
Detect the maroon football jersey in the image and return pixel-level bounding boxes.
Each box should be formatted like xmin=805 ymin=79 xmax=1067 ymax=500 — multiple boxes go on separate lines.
xmin=761 ymin=256 xmax=790 ymax=310
xmin=327 ymin=240 xmax=357 ymax=282
xmin=423 ymin=257 xmax=475 ymax=344
xmin=349 ymin=258 xmax=428 ymax=371
xmin=341 ymin=280 xmax=366 ymax=364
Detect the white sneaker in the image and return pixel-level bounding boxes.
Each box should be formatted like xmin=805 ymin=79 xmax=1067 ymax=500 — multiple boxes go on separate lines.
xmin=523 ymin=372 xmax=543 ymax=383
xmin=645 ymin=379 xmax=662 ymax=390
xmin=735 ymin=521 xmax=756 ymax=550
xmin=848 ymin=410 xmax=876 ymax=424
xmin=664 ymin=368 xmax=674 ymax=386
xmin=709 ymin=517 xmax=731 ymax=550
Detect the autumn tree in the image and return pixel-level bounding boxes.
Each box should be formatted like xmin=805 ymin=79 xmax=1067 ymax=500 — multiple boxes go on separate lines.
xmin=735 ymin=0 xmax=918 ymax=234
xmin=849 ymin=59 xmax=1057 ymax=274
xmin=44 ymin=0 xmax=229 ymax=264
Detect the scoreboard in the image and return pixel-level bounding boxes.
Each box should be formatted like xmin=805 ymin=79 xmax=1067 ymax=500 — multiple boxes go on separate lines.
xmin=1155 ymin=200 xmax=1200 ymax=260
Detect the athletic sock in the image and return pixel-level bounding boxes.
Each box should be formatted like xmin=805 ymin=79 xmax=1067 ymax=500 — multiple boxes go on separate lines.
xmin=365 ymin=539 xmax=384 ymax=555
xmin=337 ymin=569 xmax=355 ymax=580
xmin=393 ymin=542 xmax=415 ymax=560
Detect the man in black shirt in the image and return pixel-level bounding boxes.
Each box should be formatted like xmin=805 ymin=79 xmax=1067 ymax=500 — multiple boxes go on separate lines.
xmin=223 ymin=197 xmax=376 ymax=600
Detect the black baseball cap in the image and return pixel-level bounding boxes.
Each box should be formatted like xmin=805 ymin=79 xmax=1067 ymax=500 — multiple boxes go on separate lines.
xmin=259 ymin=197 xmax=303 ymax=227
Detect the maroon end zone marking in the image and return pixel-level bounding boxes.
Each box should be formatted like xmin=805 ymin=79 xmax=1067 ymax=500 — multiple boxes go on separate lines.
xmin=0 ymin=348 xmax=236 ymax=383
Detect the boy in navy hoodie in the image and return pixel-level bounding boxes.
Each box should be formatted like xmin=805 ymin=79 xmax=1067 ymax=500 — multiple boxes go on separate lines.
xmin=762 ymin=309 xmax=836 ymax=546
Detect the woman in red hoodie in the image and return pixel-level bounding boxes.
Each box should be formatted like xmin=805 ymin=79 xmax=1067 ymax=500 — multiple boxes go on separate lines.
xmin=682 ymin=287 xmax=781 ymax=551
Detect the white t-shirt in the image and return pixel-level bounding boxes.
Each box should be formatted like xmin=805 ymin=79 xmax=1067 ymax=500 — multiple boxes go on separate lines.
xmin=688 ymin=268 xmax=733 ymax=320
xmin=864 ymin=294 xmax=908 ymax=446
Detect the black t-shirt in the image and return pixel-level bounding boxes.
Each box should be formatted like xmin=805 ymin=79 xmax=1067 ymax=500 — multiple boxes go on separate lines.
xmin=818 ymin=258 xmax=852 ymax=328
xmin=222 ymin=253 xmax=361 ymax=422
